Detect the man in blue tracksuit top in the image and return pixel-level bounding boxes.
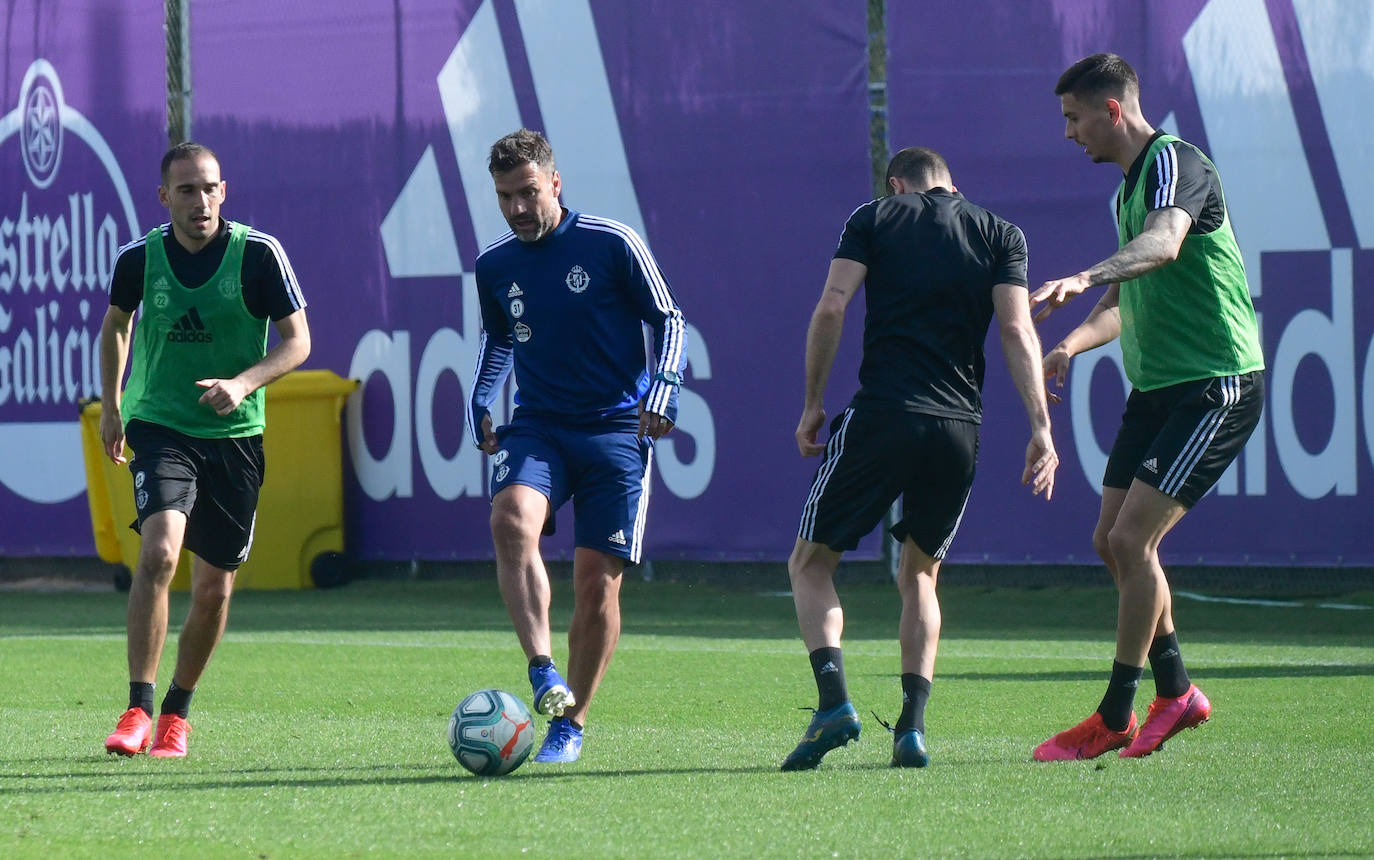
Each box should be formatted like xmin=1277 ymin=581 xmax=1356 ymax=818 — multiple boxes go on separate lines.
xmin=467 ymin=129 xmax=688 ymax=764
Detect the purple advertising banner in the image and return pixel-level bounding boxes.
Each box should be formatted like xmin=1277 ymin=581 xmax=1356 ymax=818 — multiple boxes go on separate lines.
xmin=4 ymin=1 xmax=1371 ymax=567
xmin=183 ymin=0 xmax=870 ymax=562
xmin=1 ymin=1 xmax=166 ymax=553
xmin=887 ymin=0 xmax=1374 ymax=565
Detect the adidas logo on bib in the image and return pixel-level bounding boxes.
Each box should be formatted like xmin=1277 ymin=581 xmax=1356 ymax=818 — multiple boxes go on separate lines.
xmin=166 ymin=307 xmax=213 ymax=343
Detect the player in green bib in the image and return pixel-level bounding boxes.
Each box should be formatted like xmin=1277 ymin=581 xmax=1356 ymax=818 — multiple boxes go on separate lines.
xmin=100 ymin=143 xmax=310 ymax=759
xmin=1029 ymin=54 xmax=1265 ymax=761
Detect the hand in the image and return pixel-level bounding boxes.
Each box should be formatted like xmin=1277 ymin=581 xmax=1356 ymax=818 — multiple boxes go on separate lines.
xmin=195 ymin=377 xmax=251 ymax=416
xmin=1022 ymin=429 xmax=1058 ymax=500
xmin=1043 ymin=345 xmax=1072 ymax=405
xmin=1030 ymin=272 xmax=1092 ymax=322
xmin=478 ymin=414 xmax=499 ymax=455
xmin=795 ymin=404 xmax=826 ymax=457
xmin=99 ymin=405 xmax=127 ymax=464
xmin=638 ymin=408 xmax=675 ymax=440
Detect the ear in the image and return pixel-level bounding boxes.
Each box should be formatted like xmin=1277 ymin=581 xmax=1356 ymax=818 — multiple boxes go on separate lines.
xmin=219 ymin=180 xmax=228 ymax=203
xmin=551 ymin=169 xmax=562 ymax=197
xmin=1106 ymin=98 xmax=1122 ymax=125
xmin=157 ymin=185 xmax=170 ymax=208
xmin=887 ymin=176 xmax=902 ymax=196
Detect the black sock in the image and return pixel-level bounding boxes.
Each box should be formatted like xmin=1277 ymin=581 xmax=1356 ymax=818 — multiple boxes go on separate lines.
xmin=1148 ymin=632 xmax=1191 ymax=699
xmin=1096 ymin=661 xmax=1143 ymax=732
xmin=808 ymin=647 xmax=848 ymax=711
xmin=160 ymin=681 xmax=195 ymax=719
xmin=129 ymin=682 xmax=155 ymax=717
xmin=567 ymin=718 xmax=583 ymax=731
xmin=528 ymin=655 xmax=553 ymax=669
xmin=896 ymin=674 xmax=931 ymax=734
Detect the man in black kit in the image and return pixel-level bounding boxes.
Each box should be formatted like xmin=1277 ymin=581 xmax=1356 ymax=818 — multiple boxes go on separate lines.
xmin=781 ymin=147 xmax=1058 ymax=771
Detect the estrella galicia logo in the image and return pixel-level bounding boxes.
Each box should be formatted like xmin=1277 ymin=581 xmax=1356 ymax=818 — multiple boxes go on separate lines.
xmin=0 ymin=59 xmax=141 ymax=507
xmin=167 ymin=307 xmax=214 ymax=344
xmin=565 ymin=265 xmax=590 ymax=294
xmin=20 ymin=66 xmax=61 ymax=189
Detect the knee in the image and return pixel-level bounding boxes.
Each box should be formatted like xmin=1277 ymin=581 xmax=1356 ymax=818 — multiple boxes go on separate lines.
xmin=490 ymin=496 xmax=538 ymax=544
xmin=573 ymin=563 xmax=621 ymax=608
xmin=787 ymin=541 xmax=831 ymax=583
xmin=1091 ymin=529 xmax=1114 ymax=566
xmin=896 ymin=568 xmax=936 ymax=598
xmin=1106 ymin=524 xmax=1151 ymax=568
xmin=137 ymin=541 xmax=181 ymax=582
xmin=192 ymin=576 xmax=234 ymax=612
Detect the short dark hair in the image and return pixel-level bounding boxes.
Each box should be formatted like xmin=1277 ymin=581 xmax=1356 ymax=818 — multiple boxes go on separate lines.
xmin=885 ymin=147 xmax=951 ymax=188
xmin=1055 ymin=53 xmax=1139 ymax=101
xmin=160 ymin=142 xmax=219 ymax=184
xmin=488 ymin=129 xmax=555 ymax=175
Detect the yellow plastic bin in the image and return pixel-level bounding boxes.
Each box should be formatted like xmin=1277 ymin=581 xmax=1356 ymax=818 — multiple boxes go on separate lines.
xmin=80 ymin=398 xmax=194 ymax=590
xmin=79 ymin=369 xmax=358 ymax=590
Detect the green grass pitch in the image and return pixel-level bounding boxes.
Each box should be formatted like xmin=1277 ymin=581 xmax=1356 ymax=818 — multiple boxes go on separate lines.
xmin=1 ymin=576 xmax=1371 ymax=858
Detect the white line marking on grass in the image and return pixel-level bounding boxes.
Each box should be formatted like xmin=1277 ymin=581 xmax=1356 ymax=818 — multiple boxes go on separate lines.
xmin=1175 ymin=591 xmax=1302 ymax=607
xmin=1176 ymin=591 xmax=1371 ymax=610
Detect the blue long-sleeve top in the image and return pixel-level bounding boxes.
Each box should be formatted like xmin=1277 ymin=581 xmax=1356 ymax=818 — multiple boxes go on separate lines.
xmin=467 ymin=209 xmax=688 ymax=445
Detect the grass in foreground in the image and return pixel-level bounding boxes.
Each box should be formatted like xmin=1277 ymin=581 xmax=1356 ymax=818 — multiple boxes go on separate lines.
xmin=1 ymin=576 xmax=1371 ymax=858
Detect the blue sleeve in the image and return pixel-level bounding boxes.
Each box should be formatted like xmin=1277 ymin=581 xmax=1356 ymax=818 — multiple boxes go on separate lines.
xmin=468 ymin=264 xmax=514 ymax=447
xmin=622 ymin=230 xmax=687 ymax=423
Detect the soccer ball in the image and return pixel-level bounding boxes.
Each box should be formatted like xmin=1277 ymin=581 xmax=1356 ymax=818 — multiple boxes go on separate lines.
xmin=447 ymin=689 xmax=535 ymax=776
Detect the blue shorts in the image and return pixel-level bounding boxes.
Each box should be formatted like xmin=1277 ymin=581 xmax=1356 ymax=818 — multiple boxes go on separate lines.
xmin=491 ymin=416 xmax=653 ymax=563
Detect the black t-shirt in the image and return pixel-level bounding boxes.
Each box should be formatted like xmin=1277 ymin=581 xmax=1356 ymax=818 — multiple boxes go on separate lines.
xmin=833 ymin=189 xmax=1028 ymax=423
xmin=108 ymin=219 xmax=305 ymax=320
xmin=1119 ymin=130 xmax=1227 ymax=234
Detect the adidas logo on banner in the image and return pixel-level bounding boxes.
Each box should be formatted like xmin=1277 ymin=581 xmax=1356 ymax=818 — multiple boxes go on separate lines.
xmin=1142 ymin=457 xmax=1158 ymax=473
xmin=607 ymin=529 xmax=626 ymax=546
xmin=507 ymin=283 xmax=523 ymax=298
xmin=166 ymin=307 xmax=213 ymax=343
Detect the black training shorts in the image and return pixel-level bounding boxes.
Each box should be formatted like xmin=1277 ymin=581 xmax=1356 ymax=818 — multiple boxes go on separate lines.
xmin=1103 ymin=371 xmax=1264 ymax=508
xmin=125 ymin=418 xmax=265 ymax=570
xmin=798 ymin=407 xmax=978 ymax=559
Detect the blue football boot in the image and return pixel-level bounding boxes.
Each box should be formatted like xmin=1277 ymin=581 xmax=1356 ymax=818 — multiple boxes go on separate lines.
xmin=780 ymin=702 xmax=861 ymax=771
xmin=533 ymin=717 xmax=583 ymax=763
xmin=891 ymin=728 xmax=930 ymax=768
xmin=529 ymin=662 xmax=575 ymax=717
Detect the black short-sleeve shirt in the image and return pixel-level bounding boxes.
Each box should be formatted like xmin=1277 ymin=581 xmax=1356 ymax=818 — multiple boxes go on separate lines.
xmin=834 ymin=189 xmax=1028 ymax=423
xmin=1119 ymin=130 xmax=1227 ymax=235
xmin=108 ymin=219 xmax=306 ymax=320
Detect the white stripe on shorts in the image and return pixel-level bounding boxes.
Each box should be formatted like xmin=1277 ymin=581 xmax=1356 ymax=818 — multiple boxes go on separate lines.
xmin=798 ymin=408 xmax=855 ymax=541
xmin=629 ymin=444 xmax=653 ymax=564
xmin=1159 ymin=375 xmax=1240 ymax=497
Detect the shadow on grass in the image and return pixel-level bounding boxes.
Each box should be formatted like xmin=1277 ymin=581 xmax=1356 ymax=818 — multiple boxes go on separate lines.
xmin=921 ymin=663 xmax=1374 ymax=682
xmin=2 ymin=580 xmax=1370 ymax=645
xmin=0 ymin=761 xmax=792 ymax=795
